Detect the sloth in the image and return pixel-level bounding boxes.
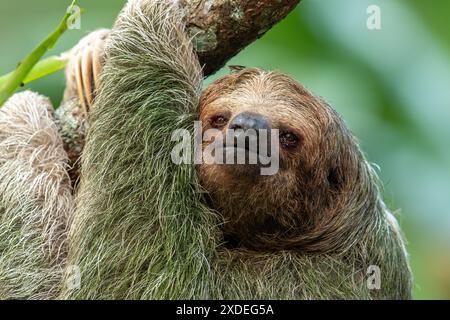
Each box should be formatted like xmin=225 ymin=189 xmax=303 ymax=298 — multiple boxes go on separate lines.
xmin=198 ymin=69 xmax=373 ymax=251
xmin=0 ymin=0 xmax=411 ymax=299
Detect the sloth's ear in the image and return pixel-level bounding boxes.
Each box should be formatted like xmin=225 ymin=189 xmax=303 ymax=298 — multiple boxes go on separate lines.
xmin=228 ymin=65 xmax=247 ymax=74
xmin=326 ymin=167 xmax=342 ymax=190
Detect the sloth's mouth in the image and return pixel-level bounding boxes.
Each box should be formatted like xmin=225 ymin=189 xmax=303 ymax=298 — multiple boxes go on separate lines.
xmin=215 ymin=146 xmax=273 ymax=167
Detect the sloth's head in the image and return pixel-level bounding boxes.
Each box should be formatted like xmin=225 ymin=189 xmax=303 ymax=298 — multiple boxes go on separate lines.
xmin=197 ymin=68 xmax=372 ymax=251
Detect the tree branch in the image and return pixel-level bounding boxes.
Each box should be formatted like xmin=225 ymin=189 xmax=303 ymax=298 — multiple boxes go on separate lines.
xmin=181 ymin=0 xmax=301 ymax=76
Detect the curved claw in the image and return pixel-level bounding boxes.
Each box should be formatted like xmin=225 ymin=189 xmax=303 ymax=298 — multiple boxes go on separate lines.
xmin=93 ymin=40 xmax=105 ymax=91
xmin=64 ymin=29 xmax=110 ymax=114
xmin=75 ymin=52 xmax=88 ymax=114
xmin=81 ymin=47 xmax=94 ymax=109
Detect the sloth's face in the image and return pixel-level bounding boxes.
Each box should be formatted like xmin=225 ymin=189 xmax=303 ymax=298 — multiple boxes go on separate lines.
xmin=196 ymin=69 xmax=344 ymax=248
xmin=198 ymin=69 xmax=333 ymax=189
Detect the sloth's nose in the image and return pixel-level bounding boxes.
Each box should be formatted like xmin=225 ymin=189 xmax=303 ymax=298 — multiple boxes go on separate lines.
xmin=229 ymin=112 xmax=271 ymax=132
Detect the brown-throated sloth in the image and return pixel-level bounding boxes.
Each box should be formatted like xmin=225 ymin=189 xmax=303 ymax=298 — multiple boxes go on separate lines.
xmin=0 ymin=0 xmax=411 ymax=299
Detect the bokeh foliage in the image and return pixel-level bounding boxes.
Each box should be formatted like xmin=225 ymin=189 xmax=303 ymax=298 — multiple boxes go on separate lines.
xmin=0 ymin=0 xmax=449 ymax=299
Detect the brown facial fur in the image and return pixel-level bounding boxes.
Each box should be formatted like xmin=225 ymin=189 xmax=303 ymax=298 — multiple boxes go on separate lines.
xmin=197 ymin=68 xmax=377 ymax=252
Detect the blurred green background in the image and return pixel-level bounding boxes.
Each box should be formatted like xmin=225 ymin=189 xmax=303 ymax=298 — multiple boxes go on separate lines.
xmin=1 ymin=0 xmax=449 ymax=299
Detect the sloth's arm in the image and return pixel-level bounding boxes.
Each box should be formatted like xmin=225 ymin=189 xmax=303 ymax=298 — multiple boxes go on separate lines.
xmin=0 ymin=91 xmax=73 ymax=299
xmin=61 ymin=0 xmax=218 ymax=299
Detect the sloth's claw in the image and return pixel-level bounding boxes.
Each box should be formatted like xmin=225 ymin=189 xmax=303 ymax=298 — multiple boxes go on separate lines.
xmin=65 ymin=29 xmax=110 ymax=114
xmin=75 ymin=51 xmax=87 ymax=114
xmin=81 ymin=47 xmax=94 ymax=109
xmin=93 ymin=38 xmax=105 ymax=90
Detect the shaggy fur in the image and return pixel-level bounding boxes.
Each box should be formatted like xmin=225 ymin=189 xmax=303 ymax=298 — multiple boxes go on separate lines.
xmin=200 ymin=70 xmax=412 ymax=299
xmin=0 ymin=91 xmax=73 ymax=299
xmin=61 ymin=0 xmax=218 ymax=299
xmin=199 ymin=69 xmax=390 ymax=251
xmin=61 ymin=0 xmax=411 ymax=299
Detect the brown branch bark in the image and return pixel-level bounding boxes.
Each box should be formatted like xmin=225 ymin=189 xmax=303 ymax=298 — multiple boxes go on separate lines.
xmin=181 ymin=0 xmax=301 ymax=76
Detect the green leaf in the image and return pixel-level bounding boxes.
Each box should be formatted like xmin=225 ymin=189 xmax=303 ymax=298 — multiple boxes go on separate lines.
xmin=0 ymin=55 xmax=69 ymax=88
xmin=0 ymin=0 xmax=82 ymax=107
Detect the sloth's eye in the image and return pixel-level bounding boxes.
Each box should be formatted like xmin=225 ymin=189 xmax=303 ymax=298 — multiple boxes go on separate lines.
xmin=211 ymin=115 xmax=229 ymax=128
xmin=280 ymin=132 xmax=299 ymax=149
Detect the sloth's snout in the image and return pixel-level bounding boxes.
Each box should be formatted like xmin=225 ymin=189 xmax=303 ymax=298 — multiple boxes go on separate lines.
xmin=227 ymin=112 xmax=272 ymax=156
xmin=229 ymin=112 xmax=271 ymax=132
